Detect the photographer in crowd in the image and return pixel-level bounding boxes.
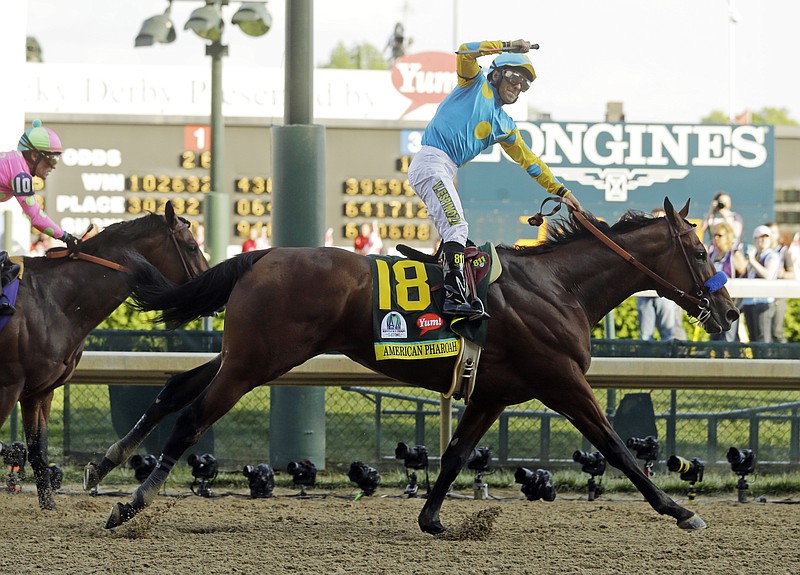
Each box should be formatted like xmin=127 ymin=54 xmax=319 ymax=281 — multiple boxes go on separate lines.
xmin=700 ymin=192 xmax=744 ymax=247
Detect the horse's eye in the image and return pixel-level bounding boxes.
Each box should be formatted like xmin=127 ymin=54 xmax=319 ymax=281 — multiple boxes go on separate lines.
xmin=695 ymin=249 xmax=706 ymax=259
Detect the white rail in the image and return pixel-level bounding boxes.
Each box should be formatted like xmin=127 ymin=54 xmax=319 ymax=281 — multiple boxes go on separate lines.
xmin=72 ymin=351 xmax=800 ymax=391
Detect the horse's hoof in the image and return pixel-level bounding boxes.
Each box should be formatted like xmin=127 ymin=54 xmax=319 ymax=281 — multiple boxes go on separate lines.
xmin=420 ymin=520 xmax=447 ymax=535
xmin=38 ymin=489 xmax=56 ymax=511
xmin=677 ymin=513 xmax=707 ymax=530
xmin=105 ymin=502 xmax=135 ymax=529
xmin=84 ymin=462 xmax=100 ymax=491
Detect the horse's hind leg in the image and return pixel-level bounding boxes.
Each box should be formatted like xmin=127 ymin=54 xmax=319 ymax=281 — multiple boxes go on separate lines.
xmin=543 ymin=377 xmax=705 ymax=530
xmin=20 ymin=391 xmax=56 ymax=510
xmin=419 ymin=400 xmax=505 ymax=534
xmin=84 ymin=355 xmax=221 ymax=490
xmin=105 ymin=359 xmax=264 ymax=529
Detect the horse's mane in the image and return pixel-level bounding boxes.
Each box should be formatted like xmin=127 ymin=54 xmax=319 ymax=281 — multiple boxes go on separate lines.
xmin=23 ymin=212 xmax=166 ymax=271
xmin=77 ymin=212 xmax=166 ymax=251
xmin=499 ymin=209 xmax=659 ymax=255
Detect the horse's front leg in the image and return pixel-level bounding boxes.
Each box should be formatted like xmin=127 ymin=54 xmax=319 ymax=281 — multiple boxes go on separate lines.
xmin=419 ymin=400 xmax=505 ymax=535
xmin=542 ymin=376 xmax=705 ymax=530
xmin=85 ymin=356 xmax=221 ymax=491
xmin=20 ymin=392 xmax=56 ymax=510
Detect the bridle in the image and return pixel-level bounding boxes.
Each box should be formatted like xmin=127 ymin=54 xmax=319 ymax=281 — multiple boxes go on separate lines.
xmin=46 ymin=218 xmax=199 ymax=281
xmin=528 ymin=198 xmax=727 ymax=324
xmin=166 ymin=219 xmax=199 ymax=281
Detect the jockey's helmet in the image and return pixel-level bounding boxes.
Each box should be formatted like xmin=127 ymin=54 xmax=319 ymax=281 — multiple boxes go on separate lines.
xmin=18 ymin=119 xmax=64 ymax=155
xmin=489 ymin=52 xmax=536 ymax=83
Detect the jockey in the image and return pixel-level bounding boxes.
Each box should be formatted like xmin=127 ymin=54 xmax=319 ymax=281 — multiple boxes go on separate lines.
xmin=0 ymin=119 xmax=81 ymax=315
xmin=408 ymin=40 xmax=582 ymax=319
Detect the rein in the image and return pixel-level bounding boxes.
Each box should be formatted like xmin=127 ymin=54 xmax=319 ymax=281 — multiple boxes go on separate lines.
xmin=529 ymin=198 xmax=726 ymax=324
xmin=46 ymin=247 xmax=129 ymax=273
xmin=44 ymin=219 xmax=197 ymax=279
xmin=571 ymin=210 xmax=706 ymax=308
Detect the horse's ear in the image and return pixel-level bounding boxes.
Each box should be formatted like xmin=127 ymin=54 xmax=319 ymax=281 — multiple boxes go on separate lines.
xmin=678 ymin=199 xmax=690 ymax=219
xmin=663 ymin=197 xmax=678 ymax=226
xmin=164 ymin=200 xmax=176 ymax=227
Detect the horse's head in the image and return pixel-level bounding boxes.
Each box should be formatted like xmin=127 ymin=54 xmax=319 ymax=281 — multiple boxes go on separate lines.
xmin=155 ymin=201 xmax=211 ymax=283
xmin=661 ymin=197 xmax=739 ymax=334
xmin=81 ymin=201 xmax=209 ymax=284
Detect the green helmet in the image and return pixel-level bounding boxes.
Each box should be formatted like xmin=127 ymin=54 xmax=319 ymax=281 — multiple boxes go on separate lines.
xmin=18 ymin=119 xmax=63 ymax=154
xmin=489 ymin=53 xmax=536 ymax=82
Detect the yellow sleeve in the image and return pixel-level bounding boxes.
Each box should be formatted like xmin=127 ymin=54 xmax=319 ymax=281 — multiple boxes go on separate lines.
xmin=500 ymin=129 xmax=565 ymax=195
xmin=455 ymin=40 xmax=508 ymax=87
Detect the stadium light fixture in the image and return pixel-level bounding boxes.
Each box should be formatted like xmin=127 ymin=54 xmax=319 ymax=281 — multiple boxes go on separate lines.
xmin=134 ymin=0 xmax=271 ymax=266
xmin=135 ymin=1 xmax=177 ymax=47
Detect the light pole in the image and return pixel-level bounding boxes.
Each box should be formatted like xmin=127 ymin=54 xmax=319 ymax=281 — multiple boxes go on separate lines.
xmin=135 ymin=0 xmax=272 ymax=265
xmin=728 ymin=0 xmax=741 ymax=123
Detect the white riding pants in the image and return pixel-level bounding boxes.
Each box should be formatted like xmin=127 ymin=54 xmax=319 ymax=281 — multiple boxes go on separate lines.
xmin=408 ymin=146 xmax=468 ymax=247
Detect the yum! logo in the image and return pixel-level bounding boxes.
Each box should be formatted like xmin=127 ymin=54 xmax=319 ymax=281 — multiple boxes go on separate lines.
xmin=392 ymin=52 xmax=457 ymax=118
xmin=416 ymin=313 xmax=444 ymax=336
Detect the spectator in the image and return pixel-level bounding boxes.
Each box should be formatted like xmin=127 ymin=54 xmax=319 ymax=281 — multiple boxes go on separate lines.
xmin=637 ymin=297 xmax=678 ymax=341
xmin=194 ymin=223 xmax=205 ymax=251
xmin=29 ymin=233 xmax=50 ymax=256
xmin=790 ymin=232 xmax=800 ymax=279
xmin=700 ymin=192 xmax=744 ymax=246
xmin=767 ymin=222 xmax=795 ymax=343
xmin=354 ymin=221 xmax=383 ymax=255
xmin=255 ymin=226 xmax=270 ymax=250
xmin=241 ymin=228 xmax=257 ymax=252
xmin=365 ymin=221 xmax=384 ymax=255
xmin=740 ymin=225 xmax=781 ymax=342
xmin=708 ymin=221 xmax=747 ymax=341
xmin=353 ymin=223 xmax=371 ymax=254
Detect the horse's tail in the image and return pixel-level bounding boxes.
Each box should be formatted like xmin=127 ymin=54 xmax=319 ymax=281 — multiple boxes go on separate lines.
xmin=127 ymin=250 xmax=269 ymax=329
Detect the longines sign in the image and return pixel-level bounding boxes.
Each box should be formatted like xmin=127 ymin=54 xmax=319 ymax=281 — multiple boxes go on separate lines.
xmin=459 ymin=121 xmax=774 ymax=243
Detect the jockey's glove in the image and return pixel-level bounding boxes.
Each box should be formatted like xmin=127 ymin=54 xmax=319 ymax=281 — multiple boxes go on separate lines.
xmin=61 ymin=232 xmax=81 ymax=249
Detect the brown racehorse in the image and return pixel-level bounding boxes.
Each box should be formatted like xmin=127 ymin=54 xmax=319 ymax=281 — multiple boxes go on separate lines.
xmin=0 ymin=201 xmax=208 ymax=509
xmin=89 ymin=198 xmax=738 ymax=532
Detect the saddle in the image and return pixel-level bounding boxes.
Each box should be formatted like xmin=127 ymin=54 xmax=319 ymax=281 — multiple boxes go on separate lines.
xmin=396 ymin=242 xmax=495 ymax=294
xmin=394 ymin=242 xmax=500 ymax=403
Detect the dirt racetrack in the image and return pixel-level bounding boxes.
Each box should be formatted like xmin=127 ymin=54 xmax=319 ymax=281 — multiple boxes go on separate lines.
xmin=3 ymin=484 xmax=800 ymax=575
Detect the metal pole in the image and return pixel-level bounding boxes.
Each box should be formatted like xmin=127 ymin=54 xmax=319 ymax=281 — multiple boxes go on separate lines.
xmin=206 ymin=39 xmax=229 ymax=265
xmin=728 ymin=0 xmax=739 ymax=122
xmin=269 ymin=0 xmax=327 ymax=469
xmin=284 ymin=0 xmax=313 ymax=125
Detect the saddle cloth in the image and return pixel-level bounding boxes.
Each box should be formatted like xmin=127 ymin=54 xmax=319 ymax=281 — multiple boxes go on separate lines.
xmin=369 ymin=242 xmax=500 ymax=362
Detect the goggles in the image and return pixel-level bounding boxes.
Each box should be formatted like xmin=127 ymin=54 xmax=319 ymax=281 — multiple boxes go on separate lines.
xmin=40 ymin=151 xmax=60 ymax=167
xmin=501 ymin=69 xmax=531 ymax=92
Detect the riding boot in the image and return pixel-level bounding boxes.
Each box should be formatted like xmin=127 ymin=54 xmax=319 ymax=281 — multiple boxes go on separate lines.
xmin=441 ymin=242 xmax=488 ymax=320
xmin=0 ymin=301 xmax=14 ymax=316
